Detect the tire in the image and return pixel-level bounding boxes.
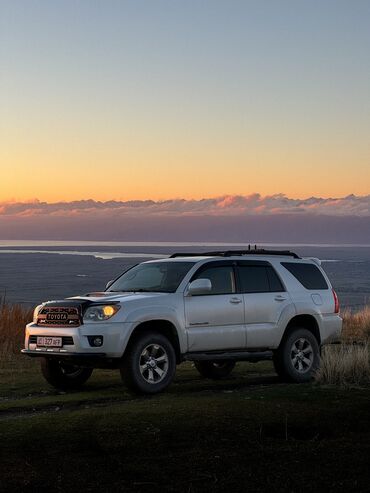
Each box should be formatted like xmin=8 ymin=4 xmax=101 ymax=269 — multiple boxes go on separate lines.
xmin=40 ymin=358 xmax=93 ymax=390
xmin=273 ymin=328 xmax=320 ymax=383
xmin=194 ymin=360 xmax=236 ymax=380
xmin=121 ymin=332 xmax=176 ymax=395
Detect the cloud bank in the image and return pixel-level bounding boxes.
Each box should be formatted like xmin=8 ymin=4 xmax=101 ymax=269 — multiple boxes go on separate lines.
xmin=0 ymin=194 xmax=369 ymax=243
xmin=1 ymin=193 xmax=370 ymax=218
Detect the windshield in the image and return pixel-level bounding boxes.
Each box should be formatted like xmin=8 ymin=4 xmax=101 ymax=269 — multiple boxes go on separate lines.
xmin=107 ymin=261 xmax=194 ymax=293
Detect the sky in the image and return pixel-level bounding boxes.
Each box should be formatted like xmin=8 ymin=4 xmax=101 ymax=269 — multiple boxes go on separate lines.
xmin=0 ymin=1 xmax=369 ymax=242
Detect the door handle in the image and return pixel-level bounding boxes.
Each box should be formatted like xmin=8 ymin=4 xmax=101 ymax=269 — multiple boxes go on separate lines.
xmin=230 ymin=297 xmax=242 ymax=304
xmin=274 ymin=295 xmax=287 ymax=302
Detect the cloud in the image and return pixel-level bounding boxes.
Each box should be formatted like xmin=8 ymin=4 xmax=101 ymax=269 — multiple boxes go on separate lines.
xmin=0 ymin=193 xmax=370 ymax=218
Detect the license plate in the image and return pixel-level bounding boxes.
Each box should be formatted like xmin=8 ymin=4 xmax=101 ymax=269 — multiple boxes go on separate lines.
xmin=37 ymin=336 xmax=62 ymax=348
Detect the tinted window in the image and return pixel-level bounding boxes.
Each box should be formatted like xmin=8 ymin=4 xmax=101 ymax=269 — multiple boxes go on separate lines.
xmin=238 ymin=266 xmax=269 ymax=293
xmin=238 ymin=265 xmax=285 ymax=293
xmin=266 ymin=266 xmax=285 ymax=292
xmin=281 ymin=262 xmax=328 ymax=290
xmin=194 ymin=266 xmax=235 ymax=295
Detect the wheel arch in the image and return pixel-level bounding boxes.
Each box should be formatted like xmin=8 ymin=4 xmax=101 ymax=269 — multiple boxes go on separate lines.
xmin=279 ymin=314 xmax=321 ymax=348
xmin=125 ymin=319 xmax=182 ymax=363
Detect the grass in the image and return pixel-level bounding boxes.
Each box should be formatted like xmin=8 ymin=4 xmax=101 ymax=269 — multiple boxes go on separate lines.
xmin=315 ymin=343 xmax=370 ymax=386
xmin=0 ymin=303 xmax=370 ymax=491
xmin=341 ymin=306 xmax=370 ymax=342
xmin=315 ymin=306 xmax=370 ymax=386
xmin=1 ymin=361 xmax=370 ymax=492
xmin=0 ymin=301 xmax=32 ymax=368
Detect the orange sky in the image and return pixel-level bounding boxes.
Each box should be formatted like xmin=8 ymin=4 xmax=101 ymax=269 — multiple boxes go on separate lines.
xmin=1 ymin=131 xmax=369 ymax=202
xmin=1 ymin=1 xmax=369 ymax=203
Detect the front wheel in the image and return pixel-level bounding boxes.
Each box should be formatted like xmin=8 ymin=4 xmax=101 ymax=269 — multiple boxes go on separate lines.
xmin=121 ymin=332 xmax=176 ymax=394
xmin=40 ymin=358 xmax=93 ymax=390
xmin=273 ymin=328 xmax=320 ymax=383
xmin=194 ymin=360 xmax=236 ymax=379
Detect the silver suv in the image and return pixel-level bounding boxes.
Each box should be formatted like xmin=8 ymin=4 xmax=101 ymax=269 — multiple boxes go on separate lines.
xmin=22 ymin=249 xmax=342 ymax=394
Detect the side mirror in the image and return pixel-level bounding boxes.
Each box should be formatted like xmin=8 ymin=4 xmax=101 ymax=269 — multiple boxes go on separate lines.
xmin=106 ymin=280 xmax=114 ymax=289
xmin=187 ymin=278 xmax=212 ymax=296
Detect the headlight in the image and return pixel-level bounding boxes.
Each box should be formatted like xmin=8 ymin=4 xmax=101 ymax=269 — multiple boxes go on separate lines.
xmin=33 ymin=304 xmax=43 ymax=323
xmin=83 ymin=304 xmax=120 ymax=322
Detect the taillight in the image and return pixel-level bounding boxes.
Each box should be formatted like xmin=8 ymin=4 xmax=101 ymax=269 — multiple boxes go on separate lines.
xmin=332 ymin=289 xmax=339 ymax=313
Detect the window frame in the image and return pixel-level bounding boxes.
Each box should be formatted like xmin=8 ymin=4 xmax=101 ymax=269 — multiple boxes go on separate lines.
xmin=190 ymin=261 xmax=237 ymax=296
xmin=235 ymin=260 xmax=286 ymax=294
xmin=281 ymin=262 xmax=329 ymax=290
xmin=189 ymin=260 xmax=286 ymax=295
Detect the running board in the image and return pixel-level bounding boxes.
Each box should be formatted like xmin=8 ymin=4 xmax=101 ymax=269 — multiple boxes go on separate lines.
xmin=184 ymin=350 xmax=273 ymax=362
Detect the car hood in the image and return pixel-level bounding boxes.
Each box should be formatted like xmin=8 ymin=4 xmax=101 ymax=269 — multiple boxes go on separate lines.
xmin=69 ymin=291 xmax=169 ymax=303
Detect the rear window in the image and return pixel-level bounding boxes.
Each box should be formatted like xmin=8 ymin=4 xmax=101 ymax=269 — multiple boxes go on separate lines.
xmin=281 ymin=262 xmax=328 ymax=290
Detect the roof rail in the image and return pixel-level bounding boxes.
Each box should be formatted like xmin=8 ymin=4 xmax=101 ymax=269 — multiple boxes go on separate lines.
xmin=170 ymin=248 xmax=300 ymax=259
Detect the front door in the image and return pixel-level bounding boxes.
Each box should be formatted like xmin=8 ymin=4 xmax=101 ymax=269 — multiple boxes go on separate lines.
xmin=185 ymin=263 xmax=245 ymax=352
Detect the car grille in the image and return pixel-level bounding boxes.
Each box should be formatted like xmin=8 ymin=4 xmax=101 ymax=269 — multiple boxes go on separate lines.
xmin=29 ymin=335 xmax=74 ymax=345
xmin=37 ymin=307 xmax=81 ymax=327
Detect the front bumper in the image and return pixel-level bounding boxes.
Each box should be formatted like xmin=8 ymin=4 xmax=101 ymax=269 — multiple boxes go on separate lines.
xmin=21 ymin=349 xmax=106 ymax=358
xmin=23 ymin=321 xmax=135 ymax=358
xmin=21 ymin=349 xmax=117 ymax=368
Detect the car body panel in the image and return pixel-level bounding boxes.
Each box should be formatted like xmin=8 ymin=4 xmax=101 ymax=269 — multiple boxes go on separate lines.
xmin=184 ymin=294 xmax=245 ymax=351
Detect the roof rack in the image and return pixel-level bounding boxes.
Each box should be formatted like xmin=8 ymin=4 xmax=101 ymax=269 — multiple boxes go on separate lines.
xmin=170 ymin=248 xmax=300 ymax=259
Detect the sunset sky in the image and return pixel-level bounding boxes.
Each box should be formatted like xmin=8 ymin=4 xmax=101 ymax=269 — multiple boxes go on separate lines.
xmin=1 ymin=0 xmax=370 ymax=204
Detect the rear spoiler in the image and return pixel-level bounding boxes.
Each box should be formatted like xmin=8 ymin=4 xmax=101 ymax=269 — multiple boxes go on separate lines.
xmin=303 ymin=257 xmax=322 ymax=266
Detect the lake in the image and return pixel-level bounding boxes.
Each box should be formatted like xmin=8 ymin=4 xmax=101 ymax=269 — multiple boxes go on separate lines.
xmin=0 ymin=242 xmax=369 ymax=309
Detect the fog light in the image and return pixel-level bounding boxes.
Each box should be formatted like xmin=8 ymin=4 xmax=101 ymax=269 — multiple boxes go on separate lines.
xmin=88 ymin=336 xmax=103 ymax=347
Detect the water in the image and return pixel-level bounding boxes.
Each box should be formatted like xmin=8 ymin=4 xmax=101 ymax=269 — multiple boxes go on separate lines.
xmin=0 ymin=241 xmax=369 ymax=309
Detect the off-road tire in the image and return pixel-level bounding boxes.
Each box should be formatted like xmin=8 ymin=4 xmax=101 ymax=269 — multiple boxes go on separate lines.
xmin=194 ymin=360 xmax=236 ymax=379
xmin=273 ymin=327 xmax=320 ymax=383
xmin=40 ymin=358 xmax=93 ymax=390
xmin=121 ymin=332 xmax=176 ymax=395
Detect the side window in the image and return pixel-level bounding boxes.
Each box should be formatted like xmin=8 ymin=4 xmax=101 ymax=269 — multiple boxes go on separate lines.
xmin=238 ymin=265 xmax=285 ymax=293
xmin=238 ymin=266 xmax=269 ymax=293
xmin=266 ymin=266 xmax=285 ymax=292
xmin=281 ymin=262 xmax=328 ymax=290
xmin=193 ymin=266 xmax=235 ymax=295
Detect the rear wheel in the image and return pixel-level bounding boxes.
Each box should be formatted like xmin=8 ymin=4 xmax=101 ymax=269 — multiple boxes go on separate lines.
xmin=121 ymin=332 xmax=176 ymax=394
xmin=273 ymin=328 xmax=320 ymax=383
xmin=40 ymin=358 xmax=93 ymax=390
xmin=194 ymin=360 xmax=236 ymax=379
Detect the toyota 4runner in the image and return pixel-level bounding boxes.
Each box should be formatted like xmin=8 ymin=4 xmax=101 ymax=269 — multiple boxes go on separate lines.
xmin=22 ymin=249 xmax=342 ymax=394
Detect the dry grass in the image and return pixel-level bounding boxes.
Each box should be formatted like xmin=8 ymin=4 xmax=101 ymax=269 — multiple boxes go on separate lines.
xmin=315 ymin=343 xmax=370 ymax=387
xmin=341 ymin=306 xmax=370 ymax=342
xmin=315 ymin=306 xmax=370 ymax=386
xmin=0 ymin=302 xmax=32 ymax=367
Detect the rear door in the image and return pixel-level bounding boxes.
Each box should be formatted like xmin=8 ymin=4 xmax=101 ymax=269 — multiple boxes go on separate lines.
xmin=236 ymin=261 xmax=291 ymax=348
xmin=185 ymin=262 xmax=245 ymax=351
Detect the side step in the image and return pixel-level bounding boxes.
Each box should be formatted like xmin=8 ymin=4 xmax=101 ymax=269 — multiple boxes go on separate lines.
xmin=184 ymin=350 xmax=273 ymax=362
